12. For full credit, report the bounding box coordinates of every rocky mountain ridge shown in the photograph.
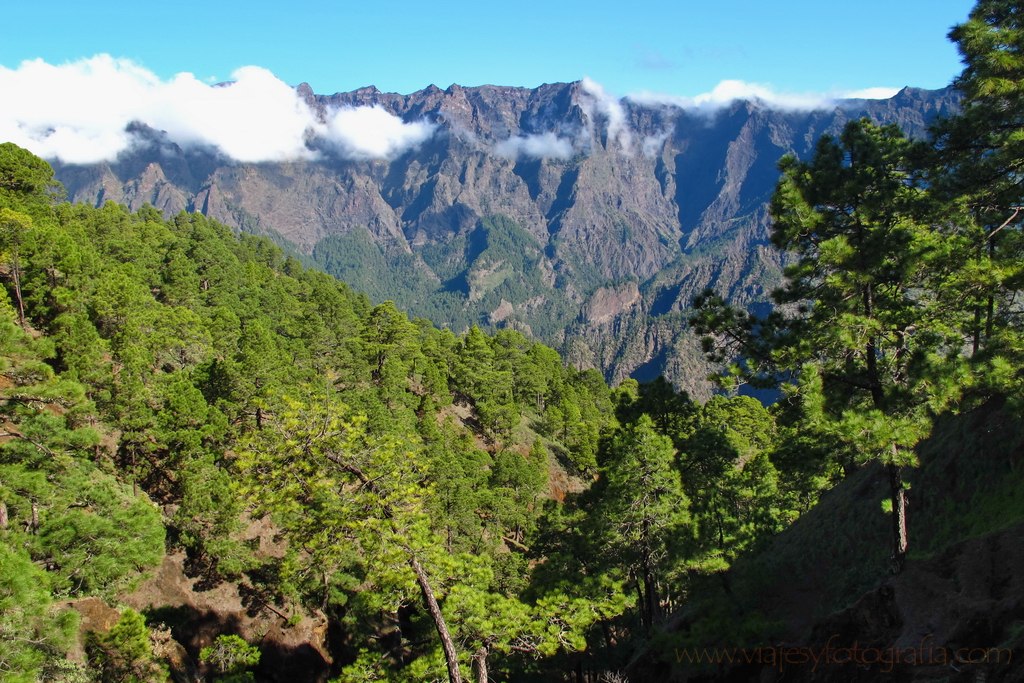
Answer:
[51,81,961,397]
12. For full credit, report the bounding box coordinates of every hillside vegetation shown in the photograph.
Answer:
[0,141,829,682]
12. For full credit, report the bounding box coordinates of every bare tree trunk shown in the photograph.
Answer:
[634,581,646,631]
[639,516,660,629]
[986,294,995,342]
[29,499,38,534]
[643,569,659,626]
[972,306,982,356]
[985,231,997,344]
[864,298,909,575]
[0,500,8,529]
[888,462,908,573]
[409,555,462,683]
[471,646,488,683]
[12,261,25,329]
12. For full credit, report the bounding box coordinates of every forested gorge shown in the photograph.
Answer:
[3,1,1024,681]
[0,140,816,681]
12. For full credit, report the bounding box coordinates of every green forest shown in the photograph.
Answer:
[2,1,1024,681]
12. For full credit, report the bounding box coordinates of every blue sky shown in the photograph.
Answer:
[0,0,979,165]
[1,0,976,97]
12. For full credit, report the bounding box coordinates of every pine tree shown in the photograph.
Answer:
[930,0,1024,369]
[694,119,967,572]
[596,415,691,629]
[680,396,781,574]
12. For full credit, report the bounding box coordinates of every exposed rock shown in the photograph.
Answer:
[68,596,121,635]
[51,82,960,395]
[488,298,514,324]
[123,551,333,682]
[584,282,640,325]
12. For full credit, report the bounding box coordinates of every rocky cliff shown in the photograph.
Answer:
[51,82,960,397]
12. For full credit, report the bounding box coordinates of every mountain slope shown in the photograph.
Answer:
[52,82,960,397]
[635,397,1024,681]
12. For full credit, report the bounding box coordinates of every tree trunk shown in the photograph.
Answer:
[409,555,462,683]
[985,231,996,344]
[10,253,25,329]
[29,499,38,534]
[888,462,908,573]
[634,580,647,631]
[600,621,613,650]
[862,285,884,407]
[972,305,982,356]
[639,517,659,629]
[0,500,8,529]
[471,646,488,683]
[986,294,995,342]
[841,459,857,478]
[643,568,659,626]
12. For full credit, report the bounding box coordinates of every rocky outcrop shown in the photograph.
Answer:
[122,547,334,681]
[584,282,641,325]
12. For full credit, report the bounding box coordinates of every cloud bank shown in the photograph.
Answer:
[488,78,901,161]
[0,55,436,164]
[490,78,902,161]
[324,106,435,160]
[580,77,633,150]
[0,59,902,166]
[628,79,901,111]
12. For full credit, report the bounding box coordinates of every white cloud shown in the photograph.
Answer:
[0,55,436,164]
[695,80,830,109]
[580,77,633,150]
[324,105,435,160]
[494,132,574,160]
[641,131,670,157]
[0,56,150,163]
[627,80,902,112]
[0,57,903,165]
[843,87,901,100]
[146,66,319,162]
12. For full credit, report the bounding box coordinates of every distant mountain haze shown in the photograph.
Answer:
[51,81,960,398]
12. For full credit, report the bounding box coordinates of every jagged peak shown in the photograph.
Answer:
[351,85,382,96]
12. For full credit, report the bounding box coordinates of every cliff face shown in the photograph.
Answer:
[51,82,960,397]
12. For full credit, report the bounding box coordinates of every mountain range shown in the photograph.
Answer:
[51,81,961,398]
